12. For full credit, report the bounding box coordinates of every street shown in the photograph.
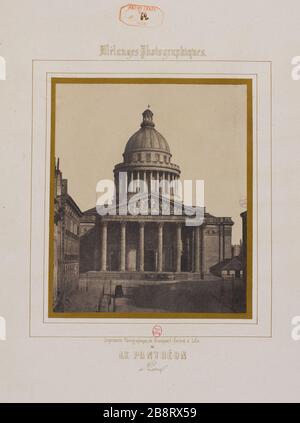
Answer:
[63,278,246,314]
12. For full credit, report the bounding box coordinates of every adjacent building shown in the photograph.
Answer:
[210,212,247,279]
[54,160,82,310]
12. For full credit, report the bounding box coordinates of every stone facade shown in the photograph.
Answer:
[54,161,81,310]
[79,109,234,279]
[53,162,63,307]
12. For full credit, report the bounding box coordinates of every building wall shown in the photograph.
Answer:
[224,226,232,259]
[80,222,97,272]
[53,165,63,308]
[241,211,247,260]
[232,244,241,257]
[53,168,82,311]
[204,224,232,274]
[54,221,63,306]
[107,223,122,271]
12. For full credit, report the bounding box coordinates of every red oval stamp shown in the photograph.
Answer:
[119,4,163,27]
[152,324,162,337]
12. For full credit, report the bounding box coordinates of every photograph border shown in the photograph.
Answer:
[48,77,253,319]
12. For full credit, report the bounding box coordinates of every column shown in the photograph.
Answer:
[167,173,170,196]
[150,171,153,193]
[120,222,126,271]
[186,235,191,272]
[176,224,182,272]
[191,230,195,271]
[130,171,133,192]
[139,222,145,272]
[194,225,200,273]
[101,221,107,271]
[157,223,163,272]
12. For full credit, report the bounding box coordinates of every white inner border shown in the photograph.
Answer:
[30,60,271,337]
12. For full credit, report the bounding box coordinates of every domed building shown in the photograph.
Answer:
[114,109,180,195]
[79,109,234,279]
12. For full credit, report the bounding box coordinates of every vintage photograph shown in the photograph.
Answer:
[50,78,252,318]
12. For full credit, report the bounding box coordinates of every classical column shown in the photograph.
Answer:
[176,224,182,272]
[170,174,174,197]
[194,225,200,273]
[130,171,133,192]
[191,230,195,272]
[157,223,163,272]
[101,221,108,271]
[219,224,224,261]
[139,222,145,272]
[120,222,126,271]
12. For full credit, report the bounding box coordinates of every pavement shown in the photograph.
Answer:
[113,279,246,313]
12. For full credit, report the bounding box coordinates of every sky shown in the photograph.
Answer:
[55,82,247,243]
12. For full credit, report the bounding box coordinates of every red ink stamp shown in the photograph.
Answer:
[119,4,163,27]
[152,324,162,337]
